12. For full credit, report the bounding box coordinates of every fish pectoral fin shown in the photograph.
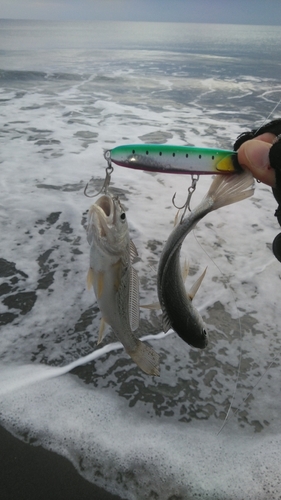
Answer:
[97,317,107,345]
[87,267,94,290]
[188,267,207,300]
[181,258,189,283]
[87,268,105,300]
[174,209,181,227]
[140,301,161,310]
[129,266,140,331]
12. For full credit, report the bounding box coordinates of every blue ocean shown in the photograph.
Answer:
[0,20,281,499]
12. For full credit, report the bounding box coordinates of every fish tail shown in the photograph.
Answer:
[128,340,160,376]
[207,171,255,211]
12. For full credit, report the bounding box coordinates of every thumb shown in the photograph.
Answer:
[237,139,276,187]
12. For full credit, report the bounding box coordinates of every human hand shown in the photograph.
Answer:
[235,119,281,261]
[237,133,277,187]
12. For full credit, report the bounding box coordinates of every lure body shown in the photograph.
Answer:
[105,144,241,175]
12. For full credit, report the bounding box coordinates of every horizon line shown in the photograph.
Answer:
[1,18,280,27]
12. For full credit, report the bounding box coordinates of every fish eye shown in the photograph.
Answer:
[120,212,126,221]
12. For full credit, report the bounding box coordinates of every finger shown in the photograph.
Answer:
[238,139,276,187]
[254,132,277,144]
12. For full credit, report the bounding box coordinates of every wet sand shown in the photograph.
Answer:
[0,425,123,500]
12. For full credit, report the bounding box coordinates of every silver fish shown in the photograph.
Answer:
[87,193,160,376]
[157,171,255,348]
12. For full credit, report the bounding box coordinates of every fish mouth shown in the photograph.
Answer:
[89,195,114,237]
[96,195,113,218]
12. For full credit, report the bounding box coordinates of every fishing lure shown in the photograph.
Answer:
[104,144,242,175]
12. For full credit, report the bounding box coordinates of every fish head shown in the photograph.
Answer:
[194,324,208,348]
[190,311,208,349]
[87,194,129,254]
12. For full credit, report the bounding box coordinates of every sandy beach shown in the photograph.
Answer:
[0,425,123,500]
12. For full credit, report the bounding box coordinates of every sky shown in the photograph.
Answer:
[1,0,281,24]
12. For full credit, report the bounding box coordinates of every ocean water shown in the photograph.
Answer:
[0,19,281,499]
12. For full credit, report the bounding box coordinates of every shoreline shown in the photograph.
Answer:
[0,424,123,500]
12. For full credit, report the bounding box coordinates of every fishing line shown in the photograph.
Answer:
[218,354,279,432]
[200,95,281,432]
[216,258,280,433]
[190,223,243,435]
[216,95,281,429]
[253,94,281,136]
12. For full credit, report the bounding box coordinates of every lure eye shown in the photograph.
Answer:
[120,212,126,221]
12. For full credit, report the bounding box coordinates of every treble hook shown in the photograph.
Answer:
[172,175,199,222]
[84,163,114,198]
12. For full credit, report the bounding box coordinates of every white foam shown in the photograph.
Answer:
[1,372,281,500]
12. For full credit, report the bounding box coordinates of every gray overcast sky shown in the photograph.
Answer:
[2,0,281,24]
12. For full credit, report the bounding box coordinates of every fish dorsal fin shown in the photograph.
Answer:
[129,266,140,331]
[162,309,172,333]
[87,267,94,290]
[129,239,139,261]
[188,267,207,300]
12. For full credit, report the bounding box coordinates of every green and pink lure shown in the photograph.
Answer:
[104,144,242,175]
